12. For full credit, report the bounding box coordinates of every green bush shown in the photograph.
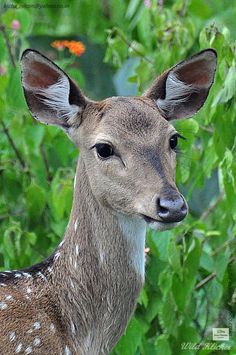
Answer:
[0,1,235,354]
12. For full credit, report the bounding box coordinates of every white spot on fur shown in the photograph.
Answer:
[71,320,76,334]
[75,244,79,256]
[15,273,22,278]
[54,251,60,261]
[84,332,92,351]
[23,272,32,278]
[16,343,23,353]
[5,294,13,301]
[33,322,41,330]
[74,219,78,232]
[26,287,32,294]
[47,266,53,273]
[117,214,146,279]
[50,323,56,333]
[99,250,105,264]
[9,331,16,342]
[33,336,41,347]
[70,279,75,289]
[25,346,32,354]
[0,283,6,287]
[65,345,72,355]
[59,240,64,248]
[36,272,47,282]
[0,302,7,310]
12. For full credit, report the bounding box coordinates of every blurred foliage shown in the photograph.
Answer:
[0,0,236,354]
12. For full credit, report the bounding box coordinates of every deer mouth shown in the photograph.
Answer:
[142,215,179,231]
[142,215,174,224]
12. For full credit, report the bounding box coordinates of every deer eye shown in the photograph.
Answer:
[95,143,114,159]
[169,134,178,150]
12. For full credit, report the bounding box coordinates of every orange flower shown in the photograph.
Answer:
[51,40,65,50]
[51,40,85,57]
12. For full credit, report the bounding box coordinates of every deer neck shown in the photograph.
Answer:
[51,158,146,353]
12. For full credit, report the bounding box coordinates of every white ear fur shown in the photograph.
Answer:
[32,75,81,121]
[156,72,198,117]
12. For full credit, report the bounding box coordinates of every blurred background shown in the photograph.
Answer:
[0,0,236,354]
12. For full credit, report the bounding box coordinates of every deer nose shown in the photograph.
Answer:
[157,195,187,223]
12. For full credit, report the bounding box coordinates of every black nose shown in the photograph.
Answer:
[157,194,187,223]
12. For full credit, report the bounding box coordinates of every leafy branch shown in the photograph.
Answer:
[200,192,225,220]
[0,24,16,67]
[0,120,26,169]
[110,27,154,65]
[40,145,52,182]
[195,256,235,290]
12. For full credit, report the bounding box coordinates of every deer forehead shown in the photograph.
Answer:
[81,97,172,145]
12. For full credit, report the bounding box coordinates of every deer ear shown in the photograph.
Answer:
[21,49,87,130]
[145,49,217,120]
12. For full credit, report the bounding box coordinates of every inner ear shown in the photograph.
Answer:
[144,49,217,120]
[175,59,215,88]
[25,61,61,88]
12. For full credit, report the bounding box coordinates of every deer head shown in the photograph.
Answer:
[21,49,217,231]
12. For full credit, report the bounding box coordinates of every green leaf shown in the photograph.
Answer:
[149,230,172,262]
[212,66,236,106]
[174,323,200,355]
[25,125,45,155]
[184,238,201,279]
[137,287,149,308]
[189,0,212,19]
[0,33,7,62]
[114,317,143,355]
[6,65,25,109]
[168,239,182,278]
[3,226,18,260]
[200,251,214,272]
[206,279,223,305]
[144,291,162,323]
[135,59,152,92]
[2,169,22,201]
[172,273,188,312]
[172,238,201,311]
[25,183,46,222]
[155,334,172,355]
[50,176,73,222]
[126,0,142,20]
[214,250,230,281]
[175,118,199,135]
[158,268,172,296]
[159,293,177,336]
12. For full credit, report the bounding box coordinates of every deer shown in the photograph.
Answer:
[0,48,216,354]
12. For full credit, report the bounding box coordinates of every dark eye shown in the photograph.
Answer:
[169,134,178,150]
[95,143,114,159]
